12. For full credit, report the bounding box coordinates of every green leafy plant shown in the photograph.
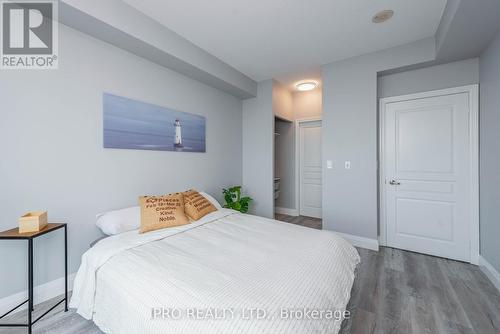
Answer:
[222,186,252,213]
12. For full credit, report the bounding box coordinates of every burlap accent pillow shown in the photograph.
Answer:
[183,189,217,221]
[139,193,189,233]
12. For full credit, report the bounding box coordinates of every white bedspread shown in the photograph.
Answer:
[71,210,360,334]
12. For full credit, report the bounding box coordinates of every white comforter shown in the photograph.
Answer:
[71,210,360,334]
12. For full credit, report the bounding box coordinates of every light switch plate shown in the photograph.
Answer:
[326,160,333,169]
[345,161,351,169]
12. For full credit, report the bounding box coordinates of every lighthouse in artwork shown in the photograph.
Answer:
[174,119,183,148]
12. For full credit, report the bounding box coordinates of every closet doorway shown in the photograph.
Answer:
[274,116,294,215]
[296,118,322,218]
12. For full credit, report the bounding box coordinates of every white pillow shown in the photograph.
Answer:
[95,192,220,235]
[199,191,222,209]
[96,206,140,235]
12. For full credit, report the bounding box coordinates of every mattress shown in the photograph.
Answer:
[70,209,360,334]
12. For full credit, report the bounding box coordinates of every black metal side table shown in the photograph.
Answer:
[0,223,68,334]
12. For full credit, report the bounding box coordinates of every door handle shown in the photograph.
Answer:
[389,180,401,185]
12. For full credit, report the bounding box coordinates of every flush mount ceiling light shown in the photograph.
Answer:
[296,81,318,91]
[372,9,394,23]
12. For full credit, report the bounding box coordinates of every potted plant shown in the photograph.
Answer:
[222,186,252,213]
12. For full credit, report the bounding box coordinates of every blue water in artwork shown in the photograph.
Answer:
[103,93,206,152]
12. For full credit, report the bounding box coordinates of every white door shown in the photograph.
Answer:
[299,120,322,218]
[383,91,472,262]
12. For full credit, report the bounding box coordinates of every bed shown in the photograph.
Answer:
[70,209,360,334]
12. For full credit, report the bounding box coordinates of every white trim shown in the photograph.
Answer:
[379,96,388,247]
[274,207,299,216]
[378,84,480,264]
[0,273,76,316]
[334,232,379,251]
[479,256,500,292]
[468,85,480,265]
[294,117,322,218]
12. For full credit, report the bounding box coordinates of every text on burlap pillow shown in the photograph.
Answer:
[183,189,217,220]
[139,193,189,233]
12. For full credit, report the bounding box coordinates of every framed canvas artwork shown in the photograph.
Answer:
[103,93,206,152]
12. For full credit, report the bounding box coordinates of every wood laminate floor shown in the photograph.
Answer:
[275,213,322,230]
[1,215,498,333]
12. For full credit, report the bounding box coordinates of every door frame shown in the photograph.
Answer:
[295,117,322,217]
[378,85,479,264]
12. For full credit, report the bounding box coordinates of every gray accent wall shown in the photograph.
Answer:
[378,58,479,98]
[242,80,275,218]
[321,38,436,240]
[479,31,500,273]
[0,24,243,299]
[435,0,500,63]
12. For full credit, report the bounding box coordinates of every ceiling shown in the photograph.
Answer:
[123,0,447,89]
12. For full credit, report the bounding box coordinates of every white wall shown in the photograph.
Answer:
[479,31,500,273]
[321,38,435,240]
[292,89,322,119]
[242,80,275,218]
[273,82,293,121]
[0,25,243,299]
[378,58,479,98]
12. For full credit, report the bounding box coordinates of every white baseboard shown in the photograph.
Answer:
[479,256,500,292]
[334,232,379,251]
[275,207,299,216]
[0,273,76,316]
